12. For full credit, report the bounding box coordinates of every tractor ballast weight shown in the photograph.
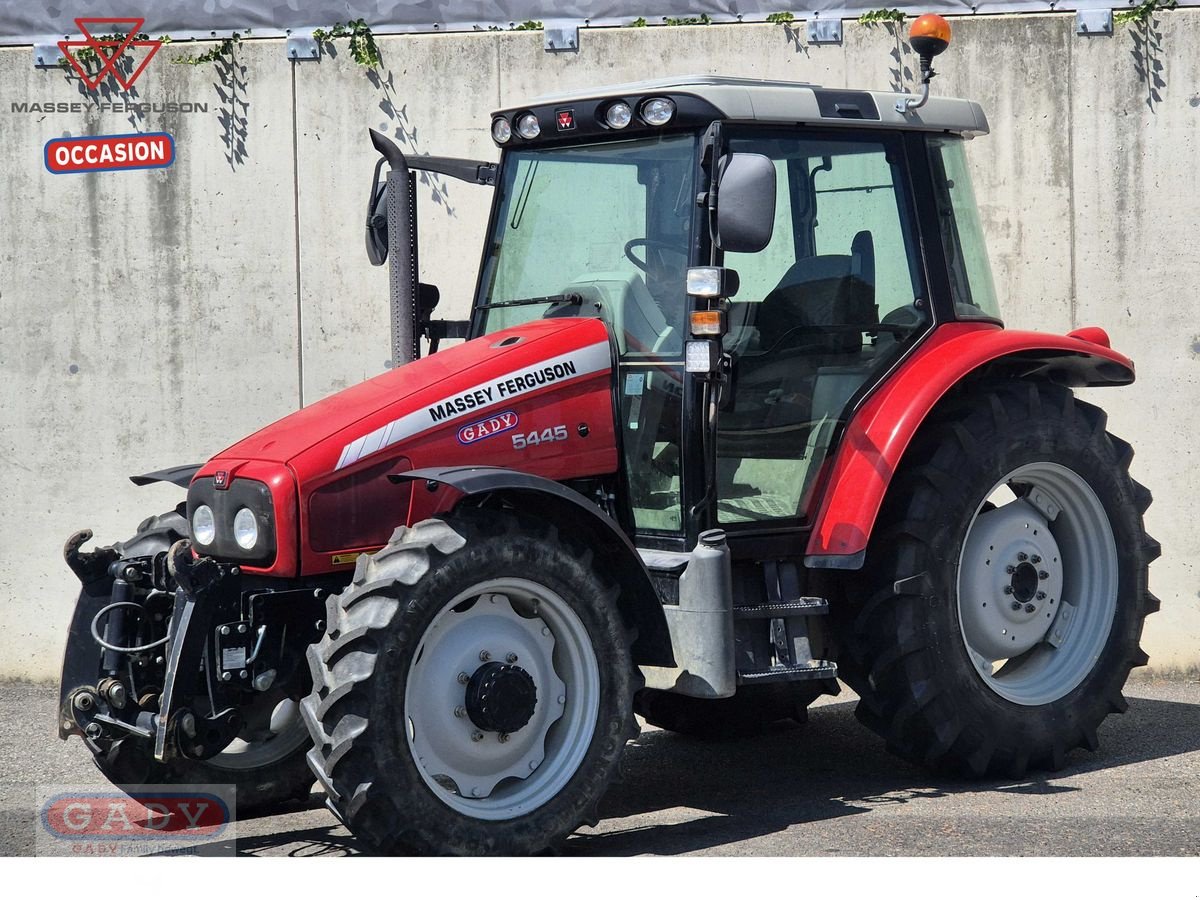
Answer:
[57,17,1158,855]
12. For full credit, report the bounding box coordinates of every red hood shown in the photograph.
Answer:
[213,317,612,468]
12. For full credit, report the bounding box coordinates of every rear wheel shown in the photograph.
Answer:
[301,512,638,855]
[838,382,1158,777]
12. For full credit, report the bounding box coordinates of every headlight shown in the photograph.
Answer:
[640,97,676,126]
[233,507,259,550]
[515,112,540,139]
[605,101,633,129]
[192,505,216,546]
[491,117,512,143]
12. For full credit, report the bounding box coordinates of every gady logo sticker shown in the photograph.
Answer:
[457,410,519,446]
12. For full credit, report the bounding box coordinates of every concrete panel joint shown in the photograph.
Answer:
[544,22,580,53]
[1075,10,1113,36]
[286,30,320,60]
[807,17,844,45]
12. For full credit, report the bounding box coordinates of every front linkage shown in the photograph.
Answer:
[60,528,323,800]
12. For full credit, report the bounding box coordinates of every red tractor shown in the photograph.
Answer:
[59,17,1157,854]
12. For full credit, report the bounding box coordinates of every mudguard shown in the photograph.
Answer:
[397,465,674,667]
[805,323,1135,568]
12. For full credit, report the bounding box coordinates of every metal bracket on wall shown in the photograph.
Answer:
[807,18,843,45]
[544,22,580,53]
[33,42,62,68]
[1075,9,1113,36]
[286,30,319,60]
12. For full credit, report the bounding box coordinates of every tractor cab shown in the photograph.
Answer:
[468,73,994,548]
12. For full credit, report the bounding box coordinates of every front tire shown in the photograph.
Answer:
[838,382,1158,777]
[301,512,638,855]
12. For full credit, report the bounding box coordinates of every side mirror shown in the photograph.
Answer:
[365,159,388,266]
[715,153,776,254]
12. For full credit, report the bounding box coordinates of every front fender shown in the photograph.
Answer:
[805,323,1135,568]
[398,465,674,667]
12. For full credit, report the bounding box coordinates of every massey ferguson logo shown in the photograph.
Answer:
[213,471,229,490]
[58,18,162,90]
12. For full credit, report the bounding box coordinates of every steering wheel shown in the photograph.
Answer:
[624,238,684,272]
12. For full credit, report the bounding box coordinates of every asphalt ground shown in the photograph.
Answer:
[2,678,1197,857]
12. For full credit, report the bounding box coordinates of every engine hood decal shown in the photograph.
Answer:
[208,317,612,469]
[334,341,610,471]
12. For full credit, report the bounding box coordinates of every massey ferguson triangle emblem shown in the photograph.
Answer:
[58,18,162,90]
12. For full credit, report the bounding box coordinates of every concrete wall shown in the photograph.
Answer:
[1,13,1197,679]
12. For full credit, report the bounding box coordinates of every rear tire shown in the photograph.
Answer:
[838,381,1157,777]
[301,511,639,855]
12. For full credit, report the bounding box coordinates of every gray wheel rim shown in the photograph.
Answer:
[207,694,310,770]
[404,578,600,821]
[957,461,1118,706]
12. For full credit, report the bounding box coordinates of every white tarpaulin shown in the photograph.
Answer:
[1,0,1189,45]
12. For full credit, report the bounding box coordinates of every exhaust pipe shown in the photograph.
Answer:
[368,128,419,367]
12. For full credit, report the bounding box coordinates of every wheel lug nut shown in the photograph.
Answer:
[1005,565,1016,574]
[457,672,470,685]
[1003,585,1014,595]
[1024,604,1036,614]
[454,706,467,718]
[1011,601,1022,611]
[506,653,518,664]
[471,730,484,742]
[479,650,491,662]
[1017,552,1028,562]
[1030,555,1041,564]
[498,732,510,743]
[1039,570,1049,580]
[1036,591,1047,601]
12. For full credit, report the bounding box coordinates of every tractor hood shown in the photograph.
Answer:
[209,316,614,473]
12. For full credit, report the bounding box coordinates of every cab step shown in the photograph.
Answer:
[737,660,838,685]
[734,597,829,619]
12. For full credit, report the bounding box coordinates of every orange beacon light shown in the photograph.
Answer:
[897,13,952,114]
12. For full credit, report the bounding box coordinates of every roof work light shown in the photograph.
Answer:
[896,14,951,114]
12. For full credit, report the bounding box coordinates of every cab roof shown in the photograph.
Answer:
[497,74,989,139]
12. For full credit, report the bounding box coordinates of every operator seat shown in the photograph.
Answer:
[755,229,878,353]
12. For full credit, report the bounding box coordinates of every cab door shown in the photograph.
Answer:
[715,129,932,528]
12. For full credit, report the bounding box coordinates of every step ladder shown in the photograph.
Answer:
[734,559,838,686]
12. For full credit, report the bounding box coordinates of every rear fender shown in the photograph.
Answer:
[398,466,674,667]
[805,323,1135,568]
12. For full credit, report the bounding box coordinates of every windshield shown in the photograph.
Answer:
[475,134,698,534]
[476,134,697,359]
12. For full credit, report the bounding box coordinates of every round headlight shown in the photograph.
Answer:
[516,112,541,139]
[233,507,259,551]
[491,117,512,144]
[605,101,633,129]
[192,505,216,546]
[640,97,676,126]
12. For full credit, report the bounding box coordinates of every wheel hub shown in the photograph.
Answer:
[959,498,1065,660]
[465,662,538,734]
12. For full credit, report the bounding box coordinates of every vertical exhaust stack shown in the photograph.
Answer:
[367,128,420,367]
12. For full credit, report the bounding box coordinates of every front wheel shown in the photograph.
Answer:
[301,512,638,855]
[838,382,1158,777]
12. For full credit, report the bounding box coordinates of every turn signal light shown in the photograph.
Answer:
[690,310,725,336]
